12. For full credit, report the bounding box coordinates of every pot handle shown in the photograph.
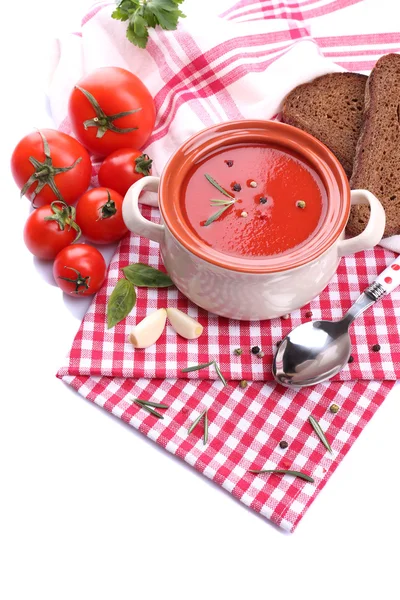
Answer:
[337,190,386,257]
[122,176,164,244]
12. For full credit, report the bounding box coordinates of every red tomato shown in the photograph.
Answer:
[68,67,156,157]
[53,244,107,296]
[23,201,81,260]
[98,149,152,196]
[75,187,128,244]
[11,129,92,207]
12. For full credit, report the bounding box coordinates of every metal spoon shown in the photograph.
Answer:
[273,256,400,387]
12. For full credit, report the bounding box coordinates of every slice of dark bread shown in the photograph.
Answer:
[348,53,400,238]
[282,72,367,178]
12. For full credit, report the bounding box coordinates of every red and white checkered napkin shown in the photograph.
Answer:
[53,0,400,530]
[58,206,400,531]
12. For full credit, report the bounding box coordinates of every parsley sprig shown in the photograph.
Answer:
[112,0,186,49]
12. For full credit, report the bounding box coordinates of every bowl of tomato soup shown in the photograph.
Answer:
[122,121,385,320]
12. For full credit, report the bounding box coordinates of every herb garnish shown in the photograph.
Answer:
[107,279,137,329]
[308,415,333,453]
[133,398,168,419]
[203,205,232,227]
[112,0,186,49]
[210,199,236,206]
[248,469,314,483]
[205,174,235,199]
[182,360,215,372]
[213,361,227,386]
[122,263,173,287]
[203,411,209,444]
[203,174,236,226]
[182,360,228,386]
[187,409,209,445]
[107,263,174,329]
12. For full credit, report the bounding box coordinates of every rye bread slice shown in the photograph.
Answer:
[282,72,367,178]
[348,53,400,238]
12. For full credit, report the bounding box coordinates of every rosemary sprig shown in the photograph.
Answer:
[135,399,169,409]
[210,198,235,206]
[203,410,209,445]
[214,361,227,386]
[188,409,207,434]
[181,360,215,372]
[133,398,167,419]
[308,415,333,454]
[182,360,228,386]
[203,174,237,226]
[248,469,314,483]
[187,409,209,445]
[205,174,234,199]
[203,205,232,227]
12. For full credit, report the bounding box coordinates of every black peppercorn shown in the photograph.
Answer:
[348,355,354,363]
[279,440,288,449]
[232,183,241,192]
[259,196,267,204]
[225,160,234,167]
[251,346,260,354]
[372,344,381,352]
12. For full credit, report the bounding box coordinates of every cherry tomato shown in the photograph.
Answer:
[68,67,156,157]
[11,129,92,207]
[23,201,81,260]
[75,187,128,244]
[53,244,107,296]
[98,149,152,196]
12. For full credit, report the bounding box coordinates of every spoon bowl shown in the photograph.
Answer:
[273,319,351,387]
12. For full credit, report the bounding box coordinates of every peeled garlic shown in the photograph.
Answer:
[166,308,203,340]
[129,308,167,348]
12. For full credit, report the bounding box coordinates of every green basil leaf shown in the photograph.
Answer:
[107,279,136,329]
[122,263,174,288]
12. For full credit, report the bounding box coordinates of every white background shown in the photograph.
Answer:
[1,1,399,599]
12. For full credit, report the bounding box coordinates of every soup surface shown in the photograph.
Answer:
[182,144,327,258]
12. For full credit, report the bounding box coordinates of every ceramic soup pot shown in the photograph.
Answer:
[122,120,385,320]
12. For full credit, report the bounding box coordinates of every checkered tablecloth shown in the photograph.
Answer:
[53,0,400,531]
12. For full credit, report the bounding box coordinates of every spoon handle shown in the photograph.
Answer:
[342,255,400,325]
[373,255,400,295]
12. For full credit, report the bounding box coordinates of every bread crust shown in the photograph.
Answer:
[347,53,400,238]
[282,72,367,178]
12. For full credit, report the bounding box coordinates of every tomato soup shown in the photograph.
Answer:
[181,145,327,258]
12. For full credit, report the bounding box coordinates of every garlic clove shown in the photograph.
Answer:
[129,308,167,348]
[166,307,203,340]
